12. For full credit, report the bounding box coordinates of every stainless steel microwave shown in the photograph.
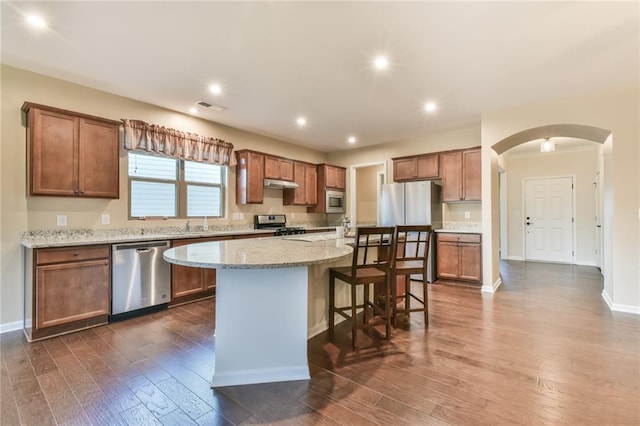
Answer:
[325,190,345,214]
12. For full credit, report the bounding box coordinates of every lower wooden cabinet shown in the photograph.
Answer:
[170,236,231,305]
[25,245,111,341]
[170,233,273,305]
[436,232,482,283]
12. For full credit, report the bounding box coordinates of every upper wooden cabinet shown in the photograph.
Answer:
[283,161,318,206]
[235,150,265,204]
[441,148,481,202]
[264,155,294,181]
[22,102,120,198]
[319,164,346,190]
[393,153,440,182]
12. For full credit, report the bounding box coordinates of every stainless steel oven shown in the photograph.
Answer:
[325,190,345,214]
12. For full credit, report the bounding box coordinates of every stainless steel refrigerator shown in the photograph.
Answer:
[380,181,443,282]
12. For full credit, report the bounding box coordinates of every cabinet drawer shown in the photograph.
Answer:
[36,246,110,265]
[437,233,481,244]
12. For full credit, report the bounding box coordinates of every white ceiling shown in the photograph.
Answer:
[2,1,638,153]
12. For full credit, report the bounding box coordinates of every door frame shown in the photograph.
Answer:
[521,175,576,264]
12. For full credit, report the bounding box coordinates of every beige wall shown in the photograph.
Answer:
[502,146,598,264]
[482,86,640,310]
[0,65,328,326]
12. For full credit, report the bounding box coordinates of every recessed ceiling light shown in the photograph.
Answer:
[189,107,198,114]
[348,136,357,144]
[209,84,222,95]
[373,55,389,70]
[25,14,47,29]
[424,101,438,113]
[296,117,307,127]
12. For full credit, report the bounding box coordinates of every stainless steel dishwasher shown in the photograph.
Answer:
[111,240,171,319]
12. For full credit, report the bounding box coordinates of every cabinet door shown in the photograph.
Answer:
[459,243,482,281]
[78,118,119,198]
[30,108,78,196]
[172,263,206,298]
[204,270,217,290]
[279,159,294,181]
[305,164,318,204]
[264,156,280,179]
[437,241,460,279]
[236,151,264,204]
[462,149,481,201]
[416,154,439,179]
[441,151,463,202]
[326,165,346,189]
[393,158,417,181]
[293,162,307,204]
[36,259,110,329]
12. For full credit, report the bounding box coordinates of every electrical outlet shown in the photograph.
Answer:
[232,212,243,220]
[101,214,110,225]
[464,211,471,219]
[57,215,67,226]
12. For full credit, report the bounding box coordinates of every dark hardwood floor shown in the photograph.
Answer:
[2,261,639,425]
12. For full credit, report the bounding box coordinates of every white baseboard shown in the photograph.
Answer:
[0,320,23,334]
[503,256,525,261]
[576,260,597,267]
[307,322,328,339]
[481,276,502,293]
[602,290,640,315]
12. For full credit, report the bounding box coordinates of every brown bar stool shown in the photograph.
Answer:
[328,226,396,347]
[391,225,433,327]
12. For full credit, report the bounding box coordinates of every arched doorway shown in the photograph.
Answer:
[483,124,612,292]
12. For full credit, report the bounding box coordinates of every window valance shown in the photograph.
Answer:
[122,119,236,166]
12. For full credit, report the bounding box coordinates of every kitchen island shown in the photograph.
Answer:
[163,234,352,387]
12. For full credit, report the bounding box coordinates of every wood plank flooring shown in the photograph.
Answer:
[1,261,639,425]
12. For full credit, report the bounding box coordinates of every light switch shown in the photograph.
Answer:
[57,215,67,226]
[101,214,110,225]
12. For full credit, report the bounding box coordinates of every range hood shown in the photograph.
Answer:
[263,178,299,189]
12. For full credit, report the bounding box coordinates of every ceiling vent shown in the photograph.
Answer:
[196,100,227,112]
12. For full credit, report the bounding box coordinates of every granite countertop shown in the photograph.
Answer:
[21,227,275,248]
[164,232,353,269]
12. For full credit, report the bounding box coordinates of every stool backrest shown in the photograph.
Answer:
[351,226,396,274]
[394,225,433,263]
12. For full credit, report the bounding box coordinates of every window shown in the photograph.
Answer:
[128,152,225,218]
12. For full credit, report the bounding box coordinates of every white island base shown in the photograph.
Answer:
[212,267,310,387]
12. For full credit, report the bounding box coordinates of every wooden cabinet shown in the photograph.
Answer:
[436,233,482,283]
[283,161,318,205]
[235,150,265,204]
[393,153,439,182]
[322,164,346,190]
[264,155,294,181]
[170,236,232,305]
[441,148,481,202]
[22,102,120,198]
[308,164,346,213]
[25,245,111,341]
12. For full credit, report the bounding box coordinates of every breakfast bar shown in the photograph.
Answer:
[163,234,352,387]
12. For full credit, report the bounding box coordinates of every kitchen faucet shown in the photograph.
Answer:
[185,220,190,232]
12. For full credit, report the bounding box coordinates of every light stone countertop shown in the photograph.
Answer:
[163,232,353,269]
[20,227,276,248]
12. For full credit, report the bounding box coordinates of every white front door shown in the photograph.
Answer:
[524,177,574,263]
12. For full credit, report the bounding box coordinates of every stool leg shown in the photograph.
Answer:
[423,280,429,326]
[405,275,411,314]
[384,277,391,339]
[391,273,398,328]
[363,284,369,325]
[329,273,335,330]
[351,283,358,347]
